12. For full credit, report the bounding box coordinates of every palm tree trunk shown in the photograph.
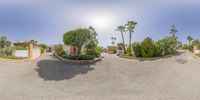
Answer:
[129,31,132,55]
[121,32,126,54]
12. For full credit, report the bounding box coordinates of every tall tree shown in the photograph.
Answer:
[63,28,91,55]
[125,20,137,55]
[0,36,9,48]
[187,36,193,45]
[116,25,126,54]
[111,37,116,45]
[85,26,98,55]
[169,24,178,38]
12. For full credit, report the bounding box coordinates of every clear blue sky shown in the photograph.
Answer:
[0,0,200,46]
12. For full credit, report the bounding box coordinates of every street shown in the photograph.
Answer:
[0,51,200,100]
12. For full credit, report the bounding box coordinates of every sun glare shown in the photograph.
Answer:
[88,13,114,30]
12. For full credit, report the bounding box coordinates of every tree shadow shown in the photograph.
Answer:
[35,59,95,81]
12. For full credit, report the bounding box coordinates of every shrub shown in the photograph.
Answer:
[140,37,154,58]
[132,42,141,57]
[39,44,46,54]
[188,45,193,52]
[196,53,200,57]
[53,44,64,54]
[58,50,67,58]
[154,42,164,57]
[0,48,13,56]
[159,37,178,55]
[67,55,95,60]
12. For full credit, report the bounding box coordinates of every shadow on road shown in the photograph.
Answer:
[35,59,95,81]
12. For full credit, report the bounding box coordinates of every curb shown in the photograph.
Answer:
[0,58,30,64]
[119,55,174,60]
[54,54,102,64]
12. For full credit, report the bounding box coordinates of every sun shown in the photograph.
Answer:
[88,13,114,30]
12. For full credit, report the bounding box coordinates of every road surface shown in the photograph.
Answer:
[0,51,200,100]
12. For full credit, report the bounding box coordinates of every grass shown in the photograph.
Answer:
[0,55,27,59]
[196,53,200,57]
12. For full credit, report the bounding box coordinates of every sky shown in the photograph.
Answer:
[0,0,200,46]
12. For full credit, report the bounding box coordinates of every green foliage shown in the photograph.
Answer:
[13,42,29,49]
[132,42,141,57]
[116,25,126,54]
[58,50,67,58]
[140,37,154,58]
[85,40,97,55]
[176,41,183,49]
[125,20,138,55]
[154,41,164,57]
[192,39,200,49]
[64,55,95,60]
[0,55,25,59]
[187,36,193,45]
[196,53,200,57]
[63,28,91,55]
[159,37,178,55]
[39,44,47,54]
[95,46,103,57]
[117,43,124,50]
[182,44,188,49]
[0,36,11,48]
[169,24,178,38]
[0,47,14,56]
[53,44,64,55]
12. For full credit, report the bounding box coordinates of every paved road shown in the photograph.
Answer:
[0,51,200,100]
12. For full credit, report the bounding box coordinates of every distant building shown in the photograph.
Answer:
[107,46,117,54]
[13,41,29,49]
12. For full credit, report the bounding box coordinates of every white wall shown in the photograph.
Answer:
[63,45,70,54]
[32,47,41,59]
[195,50,200,54]
[13,50,28,57]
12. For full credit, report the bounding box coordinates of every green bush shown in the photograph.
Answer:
[140,37,154,58]
[86,46,103,58]
[58,50,67,58]
[0,48,13,56]
[196,53,200,57]
[132,42,141,57]
[66,55,95,60]
[0,55,25,59]
[154,42,164,57]
[159,37,178,55]
[187,45,193,52]
[53,44,64,54]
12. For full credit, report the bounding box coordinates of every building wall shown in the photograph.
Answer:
[63,45,71,54]
[13,50,28,57]
[32,47,41,59]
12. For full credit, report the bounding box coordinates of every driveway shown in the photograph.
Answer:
[0,51,200,100]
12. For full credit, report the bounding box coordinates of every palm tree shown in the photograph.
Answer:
[111,37,116,45]
[169,24,178,38]
[187,36,193,45]
[0,36,8,48]
[125,20,137,55]
[116,25,126,54]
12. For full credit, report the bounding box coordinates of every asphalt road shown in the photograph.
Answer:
[0,51,200,100]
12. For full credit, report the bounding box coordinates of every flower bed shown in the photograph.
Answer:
[54,54,102,64]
